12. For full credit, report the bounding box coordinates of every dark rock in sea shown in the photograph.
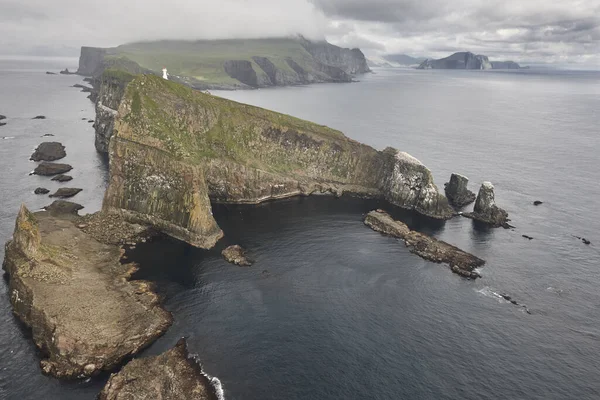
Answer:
[511,300,519,305]
[51,174,73,182]
[522,235,534,240]
[98,338,216,400]
[33,162,73,176]
[34,188,50,195]
[2,205,172,378]
[222,245,253,267]
[444,173,476,208]
[41,133,54,137]
[46,71,57,75]
[49,188,83,198]
[30,142,66,162]
[501,294,512,301]
[59,68,75,75]
[72,84,93,92]
[0,122,6,127]
[43,200,84,216]
[32,115,46,119]
[463,182,512,228]
[533,201,543,206]
[0,114,6,120]
[88,120,94,123]
[364,210,485,278]
[582,238,591,245]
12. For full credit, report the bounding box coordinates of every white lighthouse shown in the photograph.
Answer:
[162,67,169,80]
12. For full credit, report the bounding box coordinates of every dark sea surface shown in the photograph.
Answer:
[1,62,600,399]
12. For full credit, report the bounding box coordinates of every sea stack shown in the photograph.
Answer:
[464,182,511,228]
[444,173,476,208]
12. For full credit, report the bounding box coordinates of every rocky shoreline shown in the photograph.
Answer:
[2,204,172,378]
[364,210,485,278]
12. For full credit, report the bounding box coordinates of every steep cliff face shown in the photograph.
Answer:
[76,37,369,89]
[102,75,452,248]
[300,38,371,74]
[93,70,135,152]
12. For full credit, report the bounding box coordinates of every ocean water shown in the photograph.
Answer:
[1,63,600,399]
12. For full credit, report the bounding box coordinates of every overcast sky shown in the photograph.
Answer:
[1,0,599,64]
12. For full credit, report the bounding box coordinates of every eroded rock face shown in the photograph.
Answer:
[222,245,252,266]
[444,173,476,208]
[364,210,484,278]
[98,339,217,400]
[2,205,172,379]
[102,75,452,249]
[33,162,73,176]
[464,182,511,228]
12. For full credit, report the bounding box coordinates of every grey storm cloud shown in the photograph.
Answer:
[0,0,598,64]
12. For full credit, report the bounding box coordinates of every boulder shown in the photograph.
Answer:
[30,142,66,162]
[222,245,253,267]
[444,173,476,208]
[33,162,73,176]
[49,188,82,198]
[34,187,50,195]
[364,210,485,278]
[51,174,73,182]
[463,182,512,228]
[98,339,217,400]
[32,115,46,119]
[2,205,172,378]
[43,200,84,216]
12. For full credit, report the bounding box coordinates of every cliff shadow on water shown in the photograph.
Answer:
[127,195,447,297]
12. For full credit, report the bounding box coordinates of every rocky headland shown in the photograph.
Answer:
[77,37,370,90]
[98,73,453,249]
[463,182,512,228]
[418,52,521,70]
[98,338,218,400]
[2,205,172,378]
[364,210,485,278]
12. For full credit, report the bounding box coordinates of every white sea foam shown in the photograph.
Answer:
[188,353,226,400]
[2,136,15,140]
[476,286,504,302]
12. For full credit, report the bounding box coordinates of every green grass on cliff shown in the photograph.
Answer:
[107,38,312,86]
[122,75,357,175]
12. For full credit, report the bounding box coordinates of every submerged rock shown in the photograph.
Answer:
[98,338,217,400]
[51,174,73,182]
[522,235,534,240]
[49,188,82,198]
[364,210,485,278]
[2,205,172,378]
[444,173,476,208]
[222,245,253,267]
[34,187,50,195]
[463,182,512,228]
[30,142,66,162]
[32,162,72,176]
[32,115,46,119]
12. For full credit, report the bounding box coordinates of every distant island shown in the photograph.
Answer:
[417,52,522,70]
[368,54,426,68]
[77,37,370,90]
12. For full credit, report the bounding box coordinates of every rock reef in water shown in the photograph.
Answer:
[444,173,476,208]
[464,182,512,228]
[49,188,82,198]
[222,245,253,267]
[30,142,66,162]
[33,162,73,176]
[364,210,484,278]
[51,174,73,182]
[1,205,172,378]
[98,339,217,400]
[34,187,50,195]
[101,74,453,249]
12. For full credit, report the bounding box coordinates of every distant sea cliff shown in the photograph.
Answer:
[77,37,370,90]
[418,52,521,70]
